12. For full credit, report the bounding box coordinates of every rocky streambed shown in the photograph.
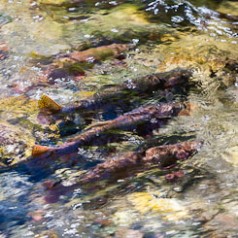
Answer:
[0,0,238,237]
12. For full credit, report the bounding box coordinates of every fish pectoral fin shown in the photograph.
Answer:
[32,145,53,157]
[38,94,62,113]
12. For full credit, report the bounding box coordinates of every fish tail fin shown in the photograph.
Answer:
[32,145,53,157]
[38,95,62,113]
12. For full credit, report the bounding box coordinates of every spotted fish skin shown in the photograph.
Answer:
[80,140,203,184]
[38,68,192,114]
[123,67,192,92]
[32,102,187,158]
[43,140,202,203]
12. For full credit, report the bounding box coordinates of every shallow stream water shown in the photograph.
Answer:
[0,0,238,237]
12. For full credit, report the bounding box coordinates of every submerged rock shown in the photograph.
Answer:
[0,42,8,61]
[0,12,11,27]
[0,122,34,166]
[222,146,238,167]
[216,1,238,17]
[115,228,144,238]
[0,96,59,166]
[0,1,70,56]
[35,230,59,238]
[156,34,238,88]
[38,0,70,6]
[105,4,149,26]
[0,96,38,123]
[127,191,188,221]
[0,172,33,231]
[204,212,238,236]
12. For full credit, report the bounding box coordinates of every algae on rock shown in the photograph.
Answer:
[127,191,188,221]
[0,96,59,166]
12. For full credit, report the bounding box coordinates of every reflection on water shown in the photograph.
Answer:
[0,0,238,237]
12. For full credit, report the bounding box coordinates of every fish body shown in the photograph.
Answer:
[68,43,129,63]
[43,140,202,203]
[80,140,202,184]
[38,68,192,114]
[32,102,187,158]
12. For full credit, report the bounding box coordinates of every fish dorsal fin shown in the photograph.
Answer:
[32,145,52,157]
[38,95,62,113]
